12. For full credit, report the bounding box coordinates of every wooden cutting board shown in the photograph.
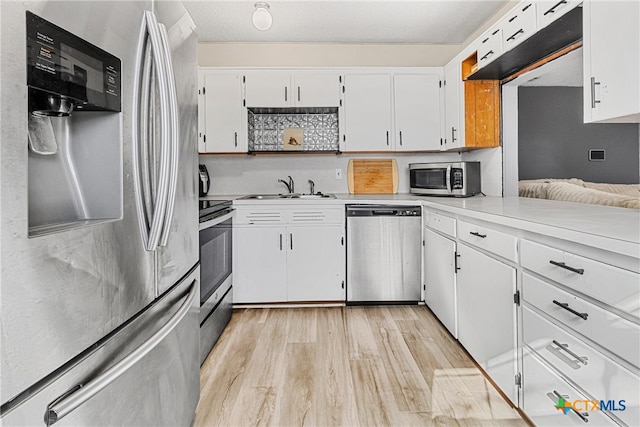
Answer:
[347,159,398,194]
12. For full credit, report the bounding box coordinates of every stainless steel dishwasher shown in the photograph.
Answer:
[346,205,422,303]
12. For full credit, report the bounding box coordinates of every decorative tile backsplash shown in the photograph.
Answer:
[248,107,339,152]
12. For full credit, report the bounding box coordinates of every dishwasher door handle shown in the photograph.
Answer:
[372,210,398,216]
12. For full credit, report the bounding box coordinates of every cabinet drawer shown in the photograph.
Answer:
[523,273,640,368]
[523,348,618,427]
[235,207,344,226]
[502,2,536,51]
[235,209,284,225]
[458,220,517,262]
[520,240,640,320]
[286,208,343,225]
[425,211,456,237]
[477,27,503,68]
[537,0,581,30]
[523,306,639,427]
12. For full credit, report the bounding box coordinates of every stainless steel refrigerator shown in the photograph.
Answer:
[0,1,200,425]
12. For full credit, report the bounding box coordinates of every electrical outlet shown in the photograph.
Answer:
[335,168,343,180]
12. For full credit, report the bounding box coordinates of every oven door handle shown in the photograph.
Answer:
[199,210,234,231]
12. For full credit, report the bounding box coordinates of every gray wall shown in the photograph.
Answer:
[518,86,639,184]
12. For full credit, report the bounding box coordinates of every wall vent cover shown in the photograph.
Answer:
[589,149,606,161]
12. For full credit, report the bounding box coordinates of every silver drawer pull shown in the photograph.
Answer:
[547,340,588,369]
[549,260,584,275]
[549,390,590,423]
[469,231,487,238]
[552,300,589,320]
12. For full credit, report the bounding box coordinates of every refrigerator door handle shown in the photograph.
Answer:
[132,11,171,252]
[144,11,171,252]
[132,14,152,248]
[44,280,198,426]
[157,23,179,247]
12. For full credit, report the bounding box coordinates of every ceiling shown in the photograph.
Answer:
[183,1,508,44]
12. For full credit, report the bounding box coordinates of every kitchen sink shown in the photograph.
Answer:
[239,193,336,200]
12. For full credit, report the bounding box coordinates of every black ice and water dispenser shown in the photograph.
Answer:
[26,11,122,236]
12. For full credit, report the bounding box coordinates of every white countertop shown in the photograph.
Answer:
[202,193,640,258]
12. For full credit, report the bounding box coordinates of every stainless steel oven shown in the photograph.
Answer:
[198,200,233,364]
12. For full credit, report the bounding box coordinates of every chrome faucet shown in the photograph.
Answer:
[278,175,295,193]
[308,179,315,195]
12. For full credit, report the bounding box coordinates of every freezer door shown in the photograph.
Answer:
[1,268,200,426]
[0,0,155,404]
[153,1,199,296]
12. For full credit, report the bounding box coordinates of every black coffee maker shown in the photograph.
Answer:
[198,165,210,197]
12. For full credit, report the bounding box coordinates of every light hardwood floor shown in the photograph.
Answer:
[195,305,528,427]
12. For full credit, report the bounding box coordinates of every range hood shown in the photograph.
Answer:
[467,5,582,81]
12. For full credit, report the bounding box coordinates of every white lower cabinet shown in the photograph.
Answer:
[456,243,517,404]
[522,305,639,426]
[424,227,457,337]
[286,226,344,302]
[234,226,287,303]
[233,206,345,303]
[523,347,618,427]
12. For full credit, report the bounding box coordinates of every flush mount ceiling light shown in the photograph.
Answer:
[252,2,272,31]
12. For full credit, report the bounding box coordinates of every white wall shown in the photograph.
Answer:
[461,148,503,197]
[198,43,461,67]
[199,152,462,196]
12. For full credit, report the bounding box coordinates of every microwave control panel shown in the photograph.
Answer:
[452,168,464,190]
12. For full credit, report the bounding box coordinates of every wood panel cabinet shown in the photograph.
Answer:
[456,243,517,404]
[199,73,245,153]
[464,80,500,148]
[583,0,640,123]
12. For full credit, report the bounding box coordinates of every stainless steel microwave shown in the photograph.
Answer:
[409,161,481,197]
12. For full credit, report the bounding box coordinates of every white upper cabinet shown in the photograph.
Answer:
[536,0,581,29]
[502,2,537,51]
[477,26,503,69]
[583,0,640,123]
[394,74,442,151]
[343,74,393,151]
[244,72,292,108]
[199,73,245,153]
[244,72,341,108]
[292,73,342,107]
[443,61,463,151]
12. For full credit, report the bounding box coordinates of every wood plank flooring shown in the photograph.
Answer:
[195,306,527,427]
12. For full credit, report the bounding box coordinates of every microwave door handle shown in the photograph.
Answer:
[143,11,171,252]
[157,23,179,247]
[132,15,152,249]
[446,164,452,194]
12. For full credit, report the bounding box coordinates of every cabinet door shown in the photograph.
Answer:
[293,74,341,107]
[202,74,245,153]
[233,226,287,303]
[456,243,517,404]
[424,228,457,337]
[443,61,463,150]
[244,72,291,108]
[583,0,640,123]
[343,74,393,151]
[394,74,442,151]
[286,226,344,302]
